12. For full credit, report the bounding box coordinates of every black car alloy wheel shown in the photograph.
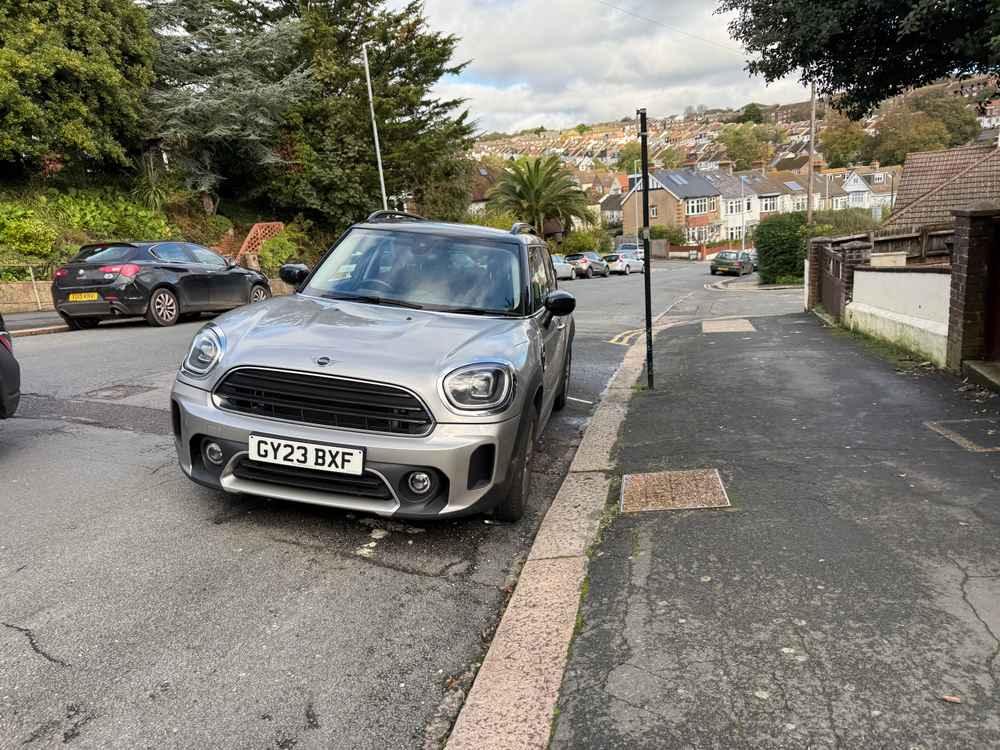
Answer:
[147,288,180,327]
[250,285,270,304]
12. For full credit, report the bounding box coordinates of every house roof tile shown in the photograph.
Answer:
[884,144,1000,228]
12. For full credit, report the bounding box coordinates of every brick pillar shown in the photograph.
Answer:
[947,205,1000,371]
[840,239,872,310]
[806,237,827,309]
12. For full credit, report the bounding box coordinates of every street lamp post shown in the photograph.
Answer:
[362,41,388,211]
[637,109,654,390]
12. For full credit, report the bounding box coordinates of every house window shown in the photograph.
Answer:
[746,198,752,212]
[727,199,741,215]
[727,225,744,240]
[850,192,866,207]
[833,197,848,210]
[871,172,885,184]
[687,197,708,215]
[793,196,806,211]
[760,196,777,212]
[708,197,718,212]
[651,205,658,218]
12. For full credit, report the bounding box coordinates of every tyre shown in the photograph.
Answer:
[146,287,180,327]
[624,264,631,276]
[60,314,99,331]
[249,284,270,304]
[710,268,717,275]
[553,344,572,411]
[585,267,593,279]
[493,408,537,522]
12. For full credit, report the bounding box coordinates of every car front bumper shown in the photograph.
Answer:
[171,379,522,519]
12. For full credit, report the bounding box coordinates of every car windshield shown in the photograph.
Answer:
[604,254,619,261]
[565,254,584,261]
[72,245,136,263]
[302,228,523,315]
[718,251,740,260]
[619,245,638,252]
[552,255,565,263]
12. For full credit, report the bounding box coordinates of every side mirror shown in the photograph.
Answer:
[543,290,576,326]
[279,263,310,287]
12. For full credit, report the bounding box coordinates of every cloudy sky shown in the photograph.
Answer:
[406,0,809,133]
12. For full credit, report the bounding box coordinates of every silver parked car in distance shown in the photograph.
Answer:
[550,254,575,281]
[604,250,644,275]
[171,213,576,522]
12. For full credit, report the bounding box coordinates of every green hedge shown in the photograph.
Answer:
[561,228,612,255]
[755,213,807,284]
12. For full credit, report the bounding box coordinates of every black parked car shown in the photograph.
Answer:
[0,313,20,418]
[52,242,272,329]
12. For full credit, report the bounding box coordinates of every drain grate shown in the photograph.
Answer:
[925,419,1000,453]
[620,469,731,513]
[702,319,755,333]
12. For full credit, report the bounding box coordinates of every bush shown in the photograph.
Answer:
[0,204,59,265]
[561,228,612,255]
[46,191,174,240]
[649,224,687,245]
[755,213,808,284]
[259,225,308,275]
[811,208,880,236]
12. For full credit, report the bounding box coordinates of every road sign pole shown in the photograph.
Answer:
[638,108,654,390]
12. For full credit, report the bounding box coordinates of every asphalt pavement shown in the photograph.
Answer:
[0,262,711,748]
[553,289,1000,748]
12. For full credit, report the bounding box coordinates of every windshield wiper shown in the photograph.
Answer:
[324,293,424,310]
[442,307,517,316]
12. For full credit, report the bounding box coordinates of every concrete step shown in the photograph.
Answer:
[963,359,1000,392]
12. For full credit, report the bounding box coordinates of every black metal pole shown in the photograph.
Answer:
[638,108,654,389]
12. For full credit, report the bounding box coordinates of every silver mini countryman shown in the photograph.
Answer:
[171,212,576,521]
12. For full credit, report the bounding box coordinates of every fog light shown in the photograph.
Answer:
[204,441,224,465]
[407,471,432,495]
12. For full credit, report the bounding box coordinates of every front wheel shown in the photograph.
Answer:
[146,288,180,327]
[249,284,270,304]
[710,269,717,275]
[493,409,536,522]
[624,264,631,276]
[585,267,593,279]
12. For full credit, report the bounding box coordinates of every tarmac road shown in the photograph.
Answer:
[0,262,711,748]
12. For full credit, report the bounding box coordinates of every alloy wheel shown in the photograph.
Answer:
[153,290,178,323]
[250,286,269,303]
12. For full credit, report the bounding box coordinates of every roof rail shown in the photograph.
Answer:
[510,222,535,235]
[366,210,427,223]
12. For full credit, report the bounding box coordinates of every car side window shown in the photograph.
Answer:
[151,242,195,264]
[527,246,552,313]
[191,246,228,267]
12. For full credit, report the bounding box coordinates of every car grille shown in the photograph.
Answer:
[232,458,394,500]
[214,368,433,436]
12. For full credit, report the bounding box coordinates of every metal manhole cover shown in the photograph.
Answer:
[620,469,731,513]
[702,319,756,333]
[925,419,1000,453]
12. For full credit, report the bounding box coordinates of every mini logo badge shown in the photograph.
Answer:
[315,356,333,367]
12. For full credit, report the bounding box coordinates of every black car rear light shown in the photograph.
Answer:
[100,263,141,278]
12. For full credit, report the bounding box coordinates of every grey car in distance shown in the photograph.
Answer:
[171,213,576,522]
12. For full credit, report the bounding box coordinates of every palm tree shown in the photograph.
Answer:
[487,156,593,234]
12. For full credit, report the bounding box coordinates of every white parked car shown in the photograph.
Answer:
[604,250,644,275]
[550,254,576,281]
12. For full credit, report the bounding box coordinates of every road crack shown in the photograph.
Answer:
[950,557,1000,691]
[2,621,70,667]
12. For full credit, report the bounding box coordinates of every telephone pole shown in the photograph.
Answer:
[806,81,817,224]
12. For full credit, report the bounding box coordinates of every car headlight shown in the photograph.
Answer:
[182,325,226,377]
[443,363,515,412]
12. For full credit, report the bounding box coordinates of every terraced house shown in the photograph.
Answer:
[621,169,722,242]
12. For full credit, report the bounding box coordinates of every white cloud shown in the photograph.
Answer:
[402,0,810,132]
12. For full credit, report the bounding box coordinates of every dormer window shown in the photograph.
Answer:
[871,172,885,184]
